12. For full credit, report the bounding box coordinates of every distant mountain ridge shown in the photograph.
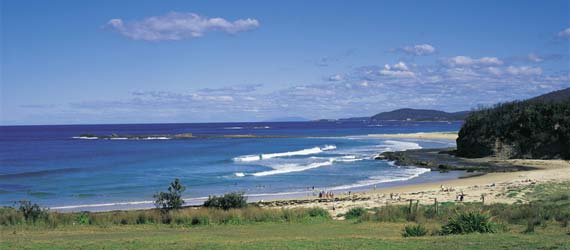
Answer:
[337,109,470,122]
[370,108,469,121]
[337,88,569,122]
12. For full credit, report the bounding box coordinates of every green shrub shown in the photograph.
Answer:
[17,200,47,223]
[75,211,90,225]
[402,224,428,237]
[345,207,366,220]
[0,207,23,225]
[203,192,247,210]
[154,178,186,211]
[307,207,330,219]
[441,210,496,235]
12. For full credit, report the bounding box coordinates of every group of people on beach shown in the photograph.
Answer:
[318,191,335,199]
[440,185,455,192]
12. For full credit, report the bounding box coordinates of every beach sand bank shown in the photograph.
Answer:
[261,131,569,218]
[262,159,570,218]
[367,131,459,140]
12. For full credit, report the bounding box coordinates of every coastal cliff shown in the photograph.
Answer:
[456,88,570,160]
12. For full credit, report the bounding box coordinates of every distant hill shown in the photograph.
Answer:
[370,108,469,121]
[338,117,370,122]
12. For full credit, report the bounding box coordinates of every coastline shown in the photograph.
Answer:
[261,159,570,219]
[257,132,570,218]
[366,131,459,140]
[47,132,569,215]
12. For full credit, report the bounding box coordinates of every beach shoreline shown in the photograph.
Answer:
[250,132,570,218]
[48,132,569,216]
[366,131,459,140]
[260,157,570,218]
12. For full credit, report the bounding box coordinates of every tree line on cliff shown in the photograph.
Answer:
[456,88,570,159]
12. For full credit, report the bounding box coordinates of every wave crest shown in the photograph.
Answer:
[233,145,336,162]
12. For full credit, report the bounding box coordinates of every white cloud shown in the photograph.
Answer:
[444,56,503,67]
[401,44,436,56]
[106,12,260,41]
[527,53,543,62]
[557,27,570,38]
[328,74,344,81]
[505,66,542,76]
[380,62,415,78]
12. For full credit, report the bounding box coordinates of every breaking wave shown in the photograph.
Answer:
[233,145,337,162]
[328,167,430,191]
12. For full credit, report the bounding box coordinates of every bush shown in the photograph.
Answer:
[154,178,186,211]
[75,211,91,225]
[17,200,47,223]
[402,224,428,237]
[203,192,247,210]
[441,210,496,235]
[344,207,366,220]
[0,207,23,225]
[307,207,330,219]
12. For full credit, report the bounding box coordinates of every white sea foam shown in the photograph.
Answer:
[328,167,430,191]
[224,127,244,130]
[72,136,98,140]
[50,196,209,210]
[252,160,335,176]
[142,137,170,140]
[253,126,271,129]
[379,140,422,152]
[234,172,245,177]
[110,137,129,140]
[233,145,337,162]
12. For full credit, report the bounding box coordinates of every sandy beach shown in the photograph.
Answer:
[367,131,459,140]
[261,132,570,218]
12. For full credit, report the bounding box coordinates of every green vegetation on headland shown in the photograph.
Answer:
[333,108,470,122]
[370,108,470,121]
[2,181,570,249]
[456,88,570,159]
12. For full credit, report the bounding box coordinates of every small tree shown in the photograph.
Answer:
[154,178,186,211]
[17,200,46,223]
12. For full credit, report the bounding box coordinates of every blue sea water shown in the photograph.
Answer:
[0,121,462,211]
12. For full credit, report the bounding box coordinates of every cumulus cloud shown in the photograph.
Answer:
[380,62,415,78]
[400,44,436,56]
[29,53,568,123]
[557,27,570,38]
[105,12,260,41]
[327,74,345,82]
[505,66,543,76]
[443,56,503,67]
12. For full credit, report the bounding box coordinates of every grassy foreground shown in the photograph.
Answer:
[2,182,570,249]
[2,221,569,250]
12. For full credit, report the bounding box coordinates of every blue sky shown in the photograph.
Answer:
[1,0,569,125]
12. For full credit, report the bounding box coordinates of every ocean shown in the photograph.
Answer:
[0,121,462,211]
